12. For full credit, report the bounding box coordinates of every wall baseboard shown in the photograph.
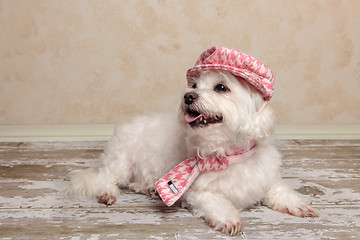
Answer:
[0,125,359,142]
[0,125,114,142]
[273,125,360,140]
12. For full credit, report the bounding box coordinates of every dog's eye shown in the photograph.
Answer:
[214,84,230,93]
[191,83,197,89]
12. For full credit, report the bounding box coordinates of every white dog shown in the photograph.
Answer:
[67,46,318,235]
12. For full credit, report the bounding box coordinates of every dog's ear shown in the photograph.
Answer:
[230,79,275,141]
[248,93,275,141]
[252,103,275,139]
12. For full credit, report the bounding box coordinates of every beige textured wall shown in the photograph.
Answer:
[1,0,359,125]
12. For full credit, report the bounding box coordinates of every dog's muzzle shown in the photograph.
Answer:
[183,92,223,128]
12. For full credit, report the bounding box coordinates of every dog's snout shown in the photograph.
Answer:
[184,92,198,105]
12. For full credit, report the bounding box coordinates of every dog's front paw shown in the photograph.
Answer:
[279,203,319,218]
[264,182,319,218]
[147,187,160,200]
[206,214,243,236]
[97,193,117,205]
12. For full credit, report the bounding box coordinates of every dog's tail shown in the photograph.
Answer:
[66,168,104,200]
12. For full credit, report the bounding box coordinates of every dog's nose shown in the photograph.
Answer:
[184,92,198,105]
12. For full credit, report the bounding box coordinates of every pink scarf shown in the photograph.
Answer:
[155,143,257,206]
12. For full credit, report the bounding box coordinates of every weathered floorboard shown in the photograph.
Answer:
[0,140,359,239]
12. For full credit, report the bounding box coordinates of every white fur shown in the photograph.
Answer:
[67,70,318,235]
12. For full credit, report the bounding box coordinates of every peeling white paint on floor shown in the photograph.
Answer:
[0,140,359,239]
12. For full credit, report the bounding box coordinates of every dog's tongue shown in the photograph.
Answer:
[185,113,203,123]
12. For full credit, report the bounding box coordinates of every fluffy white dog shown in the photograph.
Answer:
[68,46,318,235]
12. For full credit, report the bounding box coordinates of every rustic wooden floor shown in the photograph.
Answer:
[0,140,359,240]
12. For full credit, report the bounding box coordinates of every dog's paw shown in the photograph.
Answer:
[275,203,319,218]
[97,193,117,205]
[264,182,319,218]
[206,214,243,236]
[283,204,319,218]
[147,187,160,200]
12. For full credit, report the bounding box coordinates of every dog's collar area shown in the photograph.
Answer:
[196,141,258,163]
[155,141,258,206]
[226,141,257,157]
[223,141,257,165]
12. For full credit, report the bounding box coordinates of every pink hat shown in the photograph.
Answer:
[186,46,275,101]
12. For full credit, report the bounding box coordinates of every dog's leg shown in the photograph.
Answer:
[263,180,319,218]
[94,151,136,205]
[94,167,122,205]
[68,146,134,205]
[183,190,242,236]
[67,166,122,205]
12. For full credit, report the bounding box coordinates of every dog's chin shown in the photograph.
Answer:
[184,108,223,129]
